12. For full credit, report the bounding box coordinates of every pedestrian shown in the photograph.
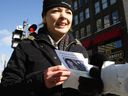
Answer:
[1,0,103,96]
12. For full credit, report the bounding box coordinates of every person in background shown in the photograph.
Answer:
[1,0,103,96]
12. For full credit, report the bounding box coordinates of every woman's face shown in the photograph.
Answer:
[43,7,73,38]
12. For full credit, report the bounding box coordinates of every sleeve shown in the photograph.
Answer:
[0,41,47,96]
[1,43,29,96]
[1,40,61,96]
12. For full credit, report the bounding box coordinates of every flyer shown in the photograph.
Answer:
[55,50,93,89]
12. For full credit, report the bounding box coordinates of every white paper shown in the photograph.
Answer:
[55,50,93,89]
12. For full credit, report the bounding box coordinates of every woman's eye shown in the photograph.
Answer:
[52,10,59,13]
[66,11,72,15]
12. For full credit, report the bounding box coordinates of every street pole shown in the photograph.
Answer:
[23,20,28,38]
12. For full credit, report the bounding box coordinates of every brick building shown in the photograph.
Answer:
[68,0,128,64]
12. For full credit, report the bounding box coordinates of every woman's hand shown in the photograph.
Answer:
[44,65,71,88]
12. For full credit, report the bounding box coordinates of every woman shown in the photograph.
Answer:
[1,0,103,96]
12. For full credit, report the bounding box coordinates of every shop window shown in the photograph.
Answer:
[115,40,122,48]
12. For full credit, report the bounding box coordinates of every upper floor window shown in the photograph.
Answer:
[104,15,110,28]
[80,11,84,23]
[75,30,79,39]
[86,24,91,36]
[112,11,119,24]
[74,15,78,25]
[102,0,108,9]
[110,0,117,5]
[96,18,102,31]
[80,27,85,38]
[85,8,90,19]
[95,1,100,14]
[79,0,83,7]
[85,0,89,4]
[73,0,78,10]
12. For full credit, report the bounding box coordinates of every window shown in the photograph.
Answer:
[115,40,122,48]
[85,0,89,4]
[79,0,83,7]
[110,0,117,5]
[102,0,108,9]
[85,8,90,19]
[86,24,91,36]
[75,30,79,39]
[80,11,84,23]
[104,15,110,28]
[73,1,78,10]
[112,11,119,24]
[80,27,85,38]
[74,15,78,25]
[96,18,102,31]
[95,1,100,14]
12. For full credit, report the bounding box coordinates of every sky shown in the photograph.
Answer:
[0,0,43,71]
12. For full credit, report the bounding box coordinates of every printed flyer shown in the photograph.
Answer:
[55,50,93,89]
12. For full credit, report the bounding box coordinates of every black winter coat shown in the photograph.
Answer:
[0,27,103,96]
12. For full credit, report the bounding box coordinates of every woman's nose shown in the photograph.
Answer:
[60,11,67,17]
[59,12,67,20]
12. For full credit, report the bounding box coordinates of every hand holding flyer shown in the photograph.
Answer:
[55,50,93,89]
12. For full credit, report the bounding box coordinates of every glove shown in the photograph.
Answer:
[78,71,103,95]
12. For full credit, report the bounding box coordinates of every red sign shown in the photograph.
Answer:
[81,27,123,48]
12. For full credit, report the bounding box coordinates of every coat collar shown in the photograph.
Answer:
[36,26,76,44]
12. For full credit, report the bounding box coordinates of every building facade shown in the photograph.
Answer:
[69,0,128,64]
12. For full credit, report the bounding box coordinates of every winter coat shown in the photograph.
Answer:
[0,27,103,96]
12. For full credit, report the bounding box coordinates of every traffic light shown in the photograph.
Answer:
[28,24,37,40]
[11,29,23,48]
[28,24,37,33]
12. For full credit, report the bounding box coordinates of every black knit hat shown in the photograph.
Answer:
[42,0,72,17]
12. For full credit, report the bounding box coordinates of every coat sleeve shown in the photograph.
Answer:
[1,43,29,96]
[1,40,61,96]
[0,41,47,96]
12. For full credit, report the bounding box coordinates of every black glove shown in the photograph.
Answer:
[89,67,101,79]
[78,66,103,95]
[78,75,103,95]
